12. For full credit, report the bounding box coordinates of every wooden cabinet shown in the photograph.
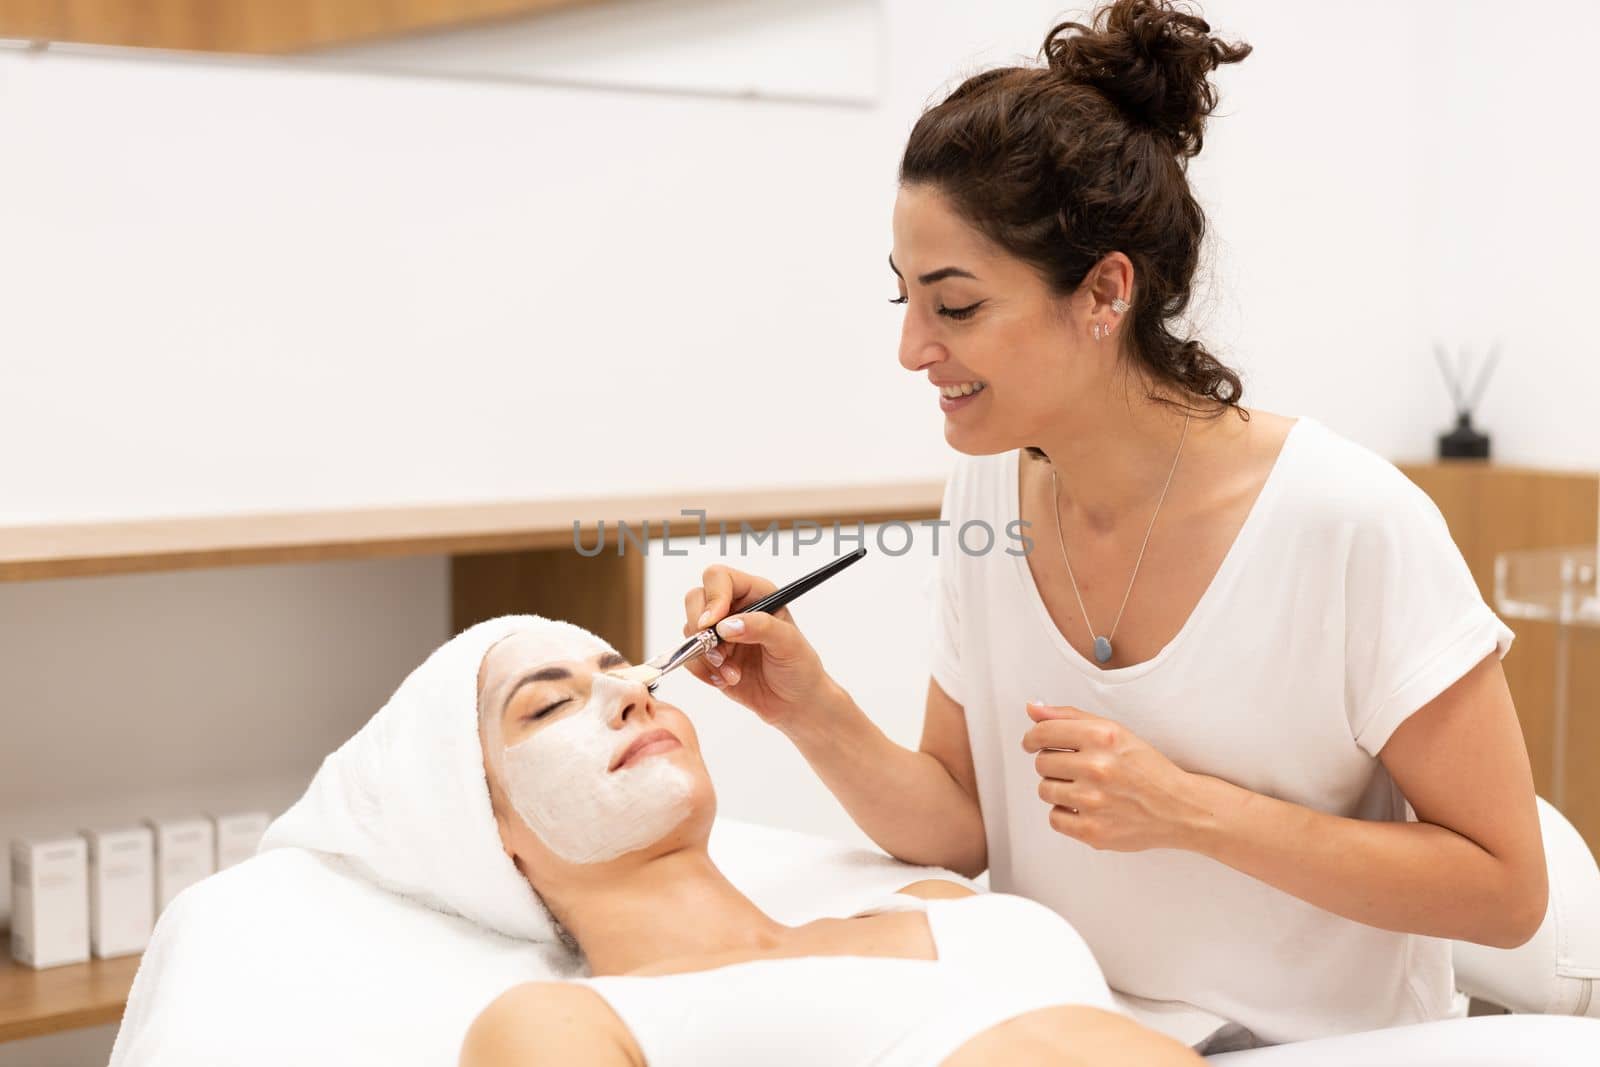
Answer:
[1400,461,1600,854]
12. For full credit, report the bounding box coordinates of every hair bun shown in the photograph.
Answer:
[1043,0,1251,158]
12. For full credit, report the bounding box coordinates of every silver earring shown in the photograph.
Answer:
[1111,297,1129,314]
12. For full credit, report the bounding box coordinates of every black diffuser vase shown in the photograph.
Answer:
[1438,412,1490,459]
[1433,342,1499,463]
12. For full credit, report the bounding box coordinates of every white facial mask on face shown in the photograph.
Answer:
[497,667,694,865]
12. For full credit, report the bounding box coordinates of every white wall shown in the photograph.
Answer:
[0,39,920,525]
[1,3,1596,1061]
[308,0,883,104]
[1406,0,1600,470]
[1191,0,1598,470]
[7,1,1591,529]
[1181,0,1433,458]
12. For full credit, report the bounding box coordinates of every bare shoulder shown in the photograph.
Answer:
[1222,407,1296,469]
[1239,406,1295,436]
[896,878,978,900]
[459,981,640,1067]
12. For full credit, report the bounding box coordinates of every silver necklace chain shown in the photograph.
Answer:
[1049,412,1191,665]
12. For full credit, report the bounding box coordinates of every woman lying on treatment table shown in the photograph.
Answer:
[459,618,1201,1067]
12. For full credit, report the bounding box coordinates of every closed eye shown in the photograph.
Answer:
[528,698,570,722]
[887,296,983,321]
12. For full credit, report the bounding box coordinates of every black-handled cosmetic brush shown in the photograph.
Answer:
[607,547,868,692]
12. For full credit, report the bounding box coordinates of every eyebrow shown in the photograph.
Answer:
[500,650,629,715]
[888,253,979,286]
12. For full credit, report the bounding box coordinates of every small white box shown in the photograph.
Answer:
[212,811,270,870]
[144,816,216,912]
[9,834,90,969]
[81,825,154,958]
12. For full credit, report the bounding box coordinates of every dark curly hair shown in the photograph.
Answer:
[898,0,1253,456]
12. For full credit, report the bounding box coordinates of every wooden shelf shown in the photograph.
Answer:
[0,951,141,1043]
[0,480,944,664]
[0,0,607,55]
[0,482,945,583]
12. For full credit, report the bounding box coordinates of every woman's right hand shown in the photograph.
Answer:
[682,564,836,732]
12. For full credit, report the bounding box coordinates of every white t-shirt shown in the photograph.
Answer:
[925,415,1515,1047]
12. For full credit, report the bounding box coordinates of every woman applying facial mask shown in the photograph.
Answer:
[679,0,1547,1052]
[461,622,1201,1067]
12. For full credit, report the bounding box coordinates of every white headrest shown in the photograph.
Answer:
[1453,797,1600,1016]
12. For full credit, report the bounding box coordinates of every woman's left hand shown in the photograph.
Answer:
[1021,701,1209,853]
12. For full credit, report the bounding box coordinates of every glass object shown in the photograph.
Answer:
[1494,544,1600,807]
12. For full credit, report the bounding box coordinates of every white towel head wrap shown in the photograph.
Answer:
[260,613,614,943]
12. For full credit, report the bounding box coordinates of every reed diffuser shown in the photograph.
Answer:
[1434,342,1499,460]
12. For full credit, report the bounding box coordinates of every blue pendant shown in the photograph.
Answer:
[1093,636,1113,664]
